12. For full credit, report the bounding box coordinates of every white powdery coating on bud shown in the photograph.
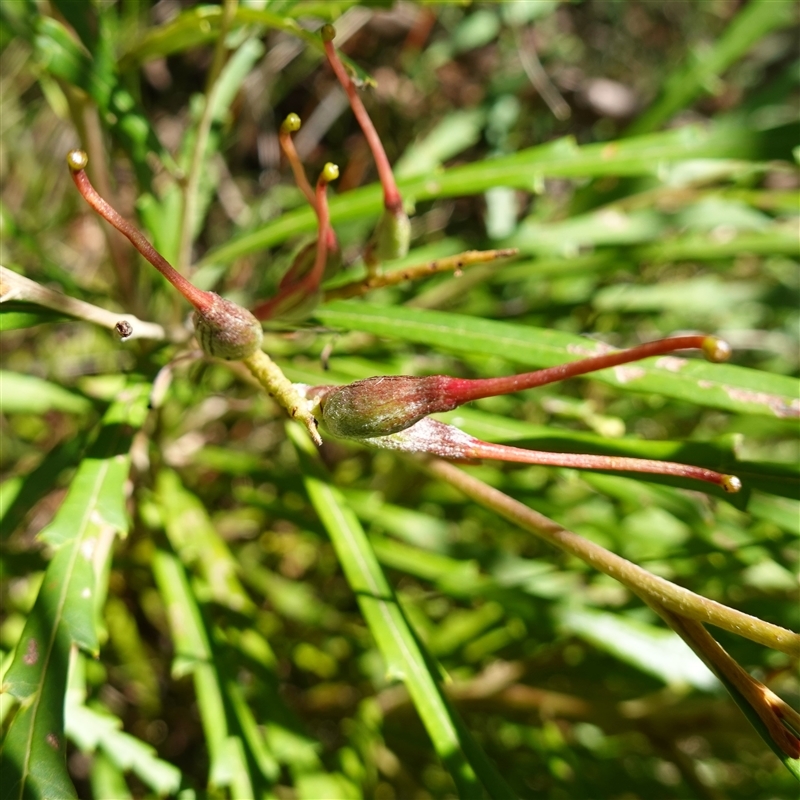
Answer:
[363,417,475,458]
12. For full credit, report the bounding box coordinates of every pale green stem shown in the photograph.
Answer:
[651,601,800,758]
[242,350,321,445]
[420,457,800,657]
[177,0,238,273]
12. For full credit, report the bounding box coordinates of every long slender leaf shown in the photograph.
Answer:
[200,116,794,266]
[289,424,519,800]
[1,382,150,800]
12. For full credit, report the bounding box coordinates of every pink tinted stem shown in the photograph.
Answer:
[444,336,727,404]
[300,170,334,296]
[279,118,337,251]
[251,166,337,321]
[322,36,402,213]
[67,151,211,312]
[279,125,316,209]
[461,437,741,492]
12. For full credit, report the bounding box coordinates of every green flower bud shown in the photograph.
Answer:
[193,294,263,360]
[317,375,453,440]
[367,206,411,266]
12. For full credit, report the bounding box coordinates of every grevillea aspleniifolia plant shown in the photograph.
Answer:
[68,146,743,497]
[66,127,800,774]
[6,11,799,797]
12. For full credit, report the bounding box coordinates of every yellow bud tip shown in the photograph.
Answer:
[721,475,742,493]
[282,113,301,133]
[66,149,88,172]
[702,336,731,363]
[321,23,336,43]
[321,162,339,183]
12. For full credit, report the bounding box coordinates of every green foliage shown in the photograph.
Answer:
[1,2,798,798]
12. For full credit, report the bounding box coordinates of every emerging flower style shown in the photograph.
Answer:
[67,150,263,361]
[321,23,411,269]
[307,336,741,493]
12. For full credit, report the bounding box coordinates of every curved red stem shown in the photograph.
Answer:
[68,155,211,311]
[323,39,402,213]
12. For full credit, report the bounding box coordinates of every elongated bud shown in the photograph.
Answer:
[312,375,454,439]
[365,205,411,266]
[67,150,262,360]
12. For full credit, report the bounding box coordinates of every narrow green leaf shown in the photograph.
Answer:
[0,371,92,415]
[66,656,181,796]
[560,607,721,690]
[155,469,254,614]
[0,435,86,539]
[0,304,70,330]
[152,550,259,795]
[89,752,133,800]
[0,384,150,800]
[200,117,792,266]
[627,0,797,135]
[290,425,519,800]
[314,301,800,419]
[0,652,76,800]
[151,549,211,673]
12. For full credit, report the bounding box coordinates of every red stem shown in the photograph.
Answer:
[323,37,402,213]
[251,166,336,321]
[443,336,728,404]
[461,437,741,492]
[67,151,211,312]
[279,126,316,209]
[279,120,338,251]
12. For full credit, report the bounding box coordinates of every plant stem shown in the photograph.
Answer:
[324,248,518,301]
[651,602,800,758]
[177,0,238,273]
[322,27,402,213]
[251,164,338,321]
[420,457,800,657]
[279,113,316,209]
[0,266,165,341]
[242,350,321,445]
[67,151,212,312]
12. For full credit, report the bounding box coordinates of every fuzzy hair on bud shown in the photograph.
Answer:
[315,375,454,440]
[193,295,263,360]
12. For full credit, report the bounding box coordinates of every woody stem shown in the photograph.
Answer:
[421,457,800,657]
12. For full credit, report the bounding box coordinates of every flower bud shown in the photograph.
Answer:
[366,205,411,266]
[193,294,263,360]
[316,375,454,439]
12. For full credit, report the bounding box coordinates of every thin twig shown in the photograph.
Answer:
[515,27,570,121]
[324,248,518,301]
[419,457,800,657]
[652,601,800,758]
[0,266,165,341]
